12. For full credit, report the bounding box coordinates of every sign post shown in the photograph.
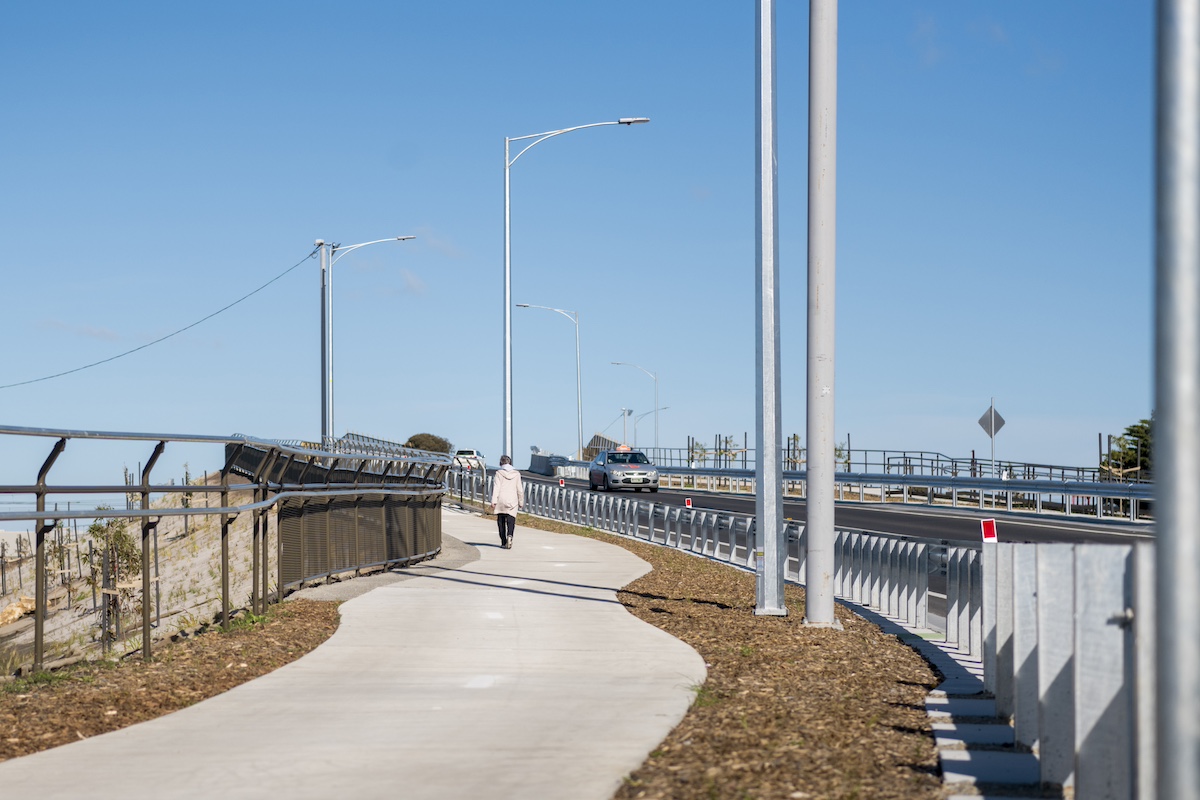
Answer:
[977,398,1006,478]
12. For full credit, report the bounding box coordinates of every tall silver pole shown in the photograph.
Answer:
[804,0,839,628]
[1156,1,1200,796]
[754,0,786,617]
[319,241,331,446]
[503,138,514,459]
[574,312,583,460]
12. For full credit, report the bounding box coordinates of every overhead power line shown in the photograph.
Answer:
[0,247,319,390]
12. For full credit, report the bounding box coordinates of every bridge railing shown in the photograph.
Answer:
[452,467,1152,796]
[549,461,1153,522]
[0,425,449,673]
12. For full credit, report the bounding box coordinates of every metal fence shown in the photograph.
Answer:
[639,444,1115,483]
[550,461,1154,522]
[0,426,449,673]
[452,468,1151,796]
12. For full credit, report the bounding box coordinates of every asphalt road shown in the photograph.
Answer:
[520,473,1153,547]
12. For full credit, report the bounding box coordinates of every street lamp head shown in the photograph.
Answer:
[516,303,530,308]
[395,236,416,242]
[618,117,650,125]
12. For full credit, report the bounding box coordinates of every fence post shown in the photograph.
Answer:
[1013,545,1040,749]
[1037,543,1076,789]
[915,542,928,630]
[1135,542,1156,800]
[995,542,1016,720]
[1074,545,1134,799]
[969,550,983,661]
[983,541,998,694]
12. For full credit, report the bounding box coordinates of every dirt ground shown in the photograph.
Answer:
[0,515,943,799]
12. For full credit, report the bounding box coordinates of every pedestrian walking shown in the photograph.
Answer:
[490,455,524,548]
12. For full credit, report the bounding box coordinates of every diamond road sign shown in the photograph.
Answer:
[979,407,1006,438]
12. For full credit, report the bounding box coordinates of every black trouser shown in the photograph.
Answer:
[496,513,516,545]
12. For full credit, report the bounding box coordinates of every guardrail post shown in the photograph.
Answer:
[983,541,998,693]
[995,542,1016,720]
[1036,543,1076,789]
[888,539,901,618]
[1074,544,1135,799]
[946,548,961,646]
[851,533,864,603]
[969,550,983,660]
[1135,542,1156,800]
[958,550,973,653]
[1013,545,1039,749]
[915,543,928,630]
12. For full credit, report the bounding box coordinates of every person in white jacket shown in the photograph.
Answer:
[489,455,524,548]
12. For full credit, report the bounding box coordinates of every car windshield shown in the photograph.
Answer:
[608,452,650,465]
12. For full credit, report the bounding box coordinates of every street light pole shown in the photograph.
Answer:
[611,362,659,450]
[516,303,583,459]
[317,236,415,447]
[503,117,649,459]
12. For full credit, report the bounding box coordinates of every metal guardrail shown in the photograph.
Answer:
[638,445,1120,484]
[549,461,1153,522]
[0,426,449,673]
[450,467,1151,795]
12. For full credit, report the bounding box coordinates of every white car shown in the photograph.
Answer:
[454,449,485,470]
[588,448,659,492]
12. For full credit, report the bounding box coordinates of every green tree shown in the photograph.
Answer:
[404,433,453,454]
[85,513,143,612]
[1103,416,1153,480]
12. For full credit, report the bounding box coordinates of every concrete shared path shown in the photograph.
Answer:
[0,507,707,799]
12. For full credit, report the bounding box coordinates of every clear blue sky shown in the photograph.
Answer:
[0,1,1154,481]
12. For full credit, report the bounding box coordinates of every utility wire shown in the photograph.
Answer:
[0,247,320,390]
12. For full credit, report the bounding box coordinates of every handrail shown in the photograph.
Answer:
[0,424,451,467]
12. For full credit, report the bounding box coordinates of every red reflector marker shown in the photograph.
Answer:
[981,518,997,542]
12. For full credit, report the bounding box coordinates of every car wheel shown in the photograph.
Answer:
[603,475,611,491]
[650,486,659,493]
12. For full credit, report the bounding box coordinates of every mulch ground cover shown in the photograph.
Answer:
[0,514,944,799]
[0,599,339,762]
[526,518,943,800]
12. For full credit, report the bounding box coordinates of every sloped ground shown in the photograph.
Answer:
[0,482,262,672]
[0,514,942,800]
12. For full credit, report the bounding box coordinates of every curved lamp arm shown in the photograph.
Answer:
[507,118,649,168]
[516,303,577,324]
[611,361,656,381]
[330,236,415,267]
